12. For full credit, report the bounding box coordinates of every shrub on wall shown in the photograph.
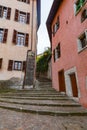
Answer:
[36,48,51,74]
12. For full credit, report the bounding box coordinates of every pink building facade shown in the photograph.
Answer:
[47,0,87,107]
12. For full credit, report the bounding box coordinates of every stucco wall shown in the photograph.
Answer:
[51,0,87,107]
[0,0,37,80]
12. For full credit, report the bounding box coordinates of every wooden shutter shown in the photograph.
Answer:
[7,8,11,19]
[22,61,26,71]
[0,58,2,69]
[12,30,17,44]
[14,9,19,21]
[25,34,29,47]
[53,50,55,62]
[26,13,30,24]
[27,0,30,4]
[8,60,13,71]
[3,29,8,43]
[0,6,2,17]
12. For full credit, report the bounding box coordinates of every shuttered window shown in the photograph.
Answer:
[14,9,30,24]
[12,30,29,47]
[53,43,61,62]
[0,6,11,20]
[17,0,30,4]
[0,58,3,69]
[53,16,60,36]
[8,60,13,71]
[0,28,8,43]
[13,61,22,71]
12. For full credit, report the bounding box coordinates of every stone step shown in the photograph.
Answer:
[0,93,66,97]
[0,98,80,107]
[0,96,69,100]
[0,102,87,116]
[0,98,76,104]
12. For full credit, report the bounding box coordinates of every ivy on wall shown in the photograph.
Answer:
[36,48,51,73]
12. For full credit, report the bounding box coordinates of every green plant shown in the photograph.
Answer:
[36,48,51,73]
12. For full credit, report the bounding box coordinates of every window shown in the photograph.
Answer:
[0,6,11,19]
[17,33,25,46]
[8,60,26,71]
[81,9,87,22]
[75,0,86,14]
[12,30,29,47]
[14,61,22,71]
[53,16,60,36]
[0,28,8,43]
[0,58,3,69]
[77,30,87,52]
[17,0,30,4]
[19,12,26,23]
[14,9,30,24]
[0,29,4,42]
[53,43,61,62]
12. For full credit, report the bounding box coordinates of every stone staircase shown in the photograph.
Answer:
[0,78,87,116]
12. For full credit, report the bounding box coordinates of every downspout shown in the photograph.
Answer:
[31,0,34,50]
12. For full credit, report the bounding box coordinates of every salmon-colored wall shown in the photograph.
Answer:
[51,0,87,107]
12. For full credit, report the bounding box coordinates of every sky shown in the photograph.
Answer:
[37,0,54,54]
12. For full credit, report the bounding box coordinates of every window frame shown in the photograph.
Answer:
[13,61,22,71]
[53,43,61,62]
[53,16,60,36]
[77,30,87,52]
[81,9,87,22]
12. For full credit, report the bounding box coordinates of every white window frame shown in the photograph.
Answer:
[13,61,22,71]
[17,33,25,46]
[77,29,87,52]
[0,29,4,43]
[18,12,26,23]
[3,7,7,18]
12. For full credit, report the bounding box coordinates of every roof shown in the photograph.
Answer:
[46,0,63,42]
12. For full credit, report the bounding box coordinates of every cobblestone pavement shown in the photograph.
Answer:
[0,108,87,130]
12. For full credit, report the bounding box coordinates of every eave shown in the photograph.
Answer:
[46,0,63,42]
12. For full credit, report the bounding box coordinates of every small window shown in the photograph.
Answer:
[0,29,4,42]
[53,16,60,36]
[14,61,22,71]
[53,43,61,62]
[77,30,87,52]
[17,0,30,4]
[0,6,11,19]
[0,28,8,43]
[19,12,26,23]
[81,9,87,22]
[12,30,29,47]
[8,60,26,71]
[17,33,25,46]
[14,9,30,24]
[3,7,7,18]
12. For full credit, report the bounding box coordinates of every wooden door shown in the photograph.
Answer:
[70,73,78,97]
[58,70,66,92]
